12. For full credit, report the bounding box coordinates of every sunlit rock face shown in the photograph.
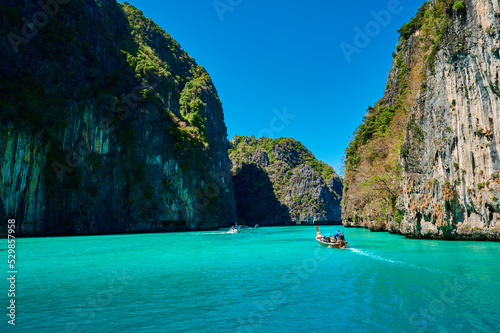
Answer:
[343,0,500,240]
[229,136,342,226]
[398,0,500,239]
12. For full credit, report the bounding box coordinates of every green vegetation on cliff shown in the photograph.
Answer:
[342,0,458,229]
[229,135,342,226]
[230,136,336,183]
[0,0,235,234]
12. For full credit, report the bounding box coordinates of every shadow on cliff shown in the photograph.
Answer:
[1,0,235,236]
[34,0,148,235]
[231,163,291,227]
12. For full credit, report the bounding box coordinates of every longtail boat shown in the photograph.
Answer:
[228,223,257,233]
[315,226,348,249]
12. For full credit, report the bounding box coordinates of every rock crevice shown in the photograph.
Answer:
[343,0,500,240]
[0,0,236,235]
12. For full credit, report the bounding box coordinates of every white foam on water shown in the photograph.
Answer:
[349,248,447,274]
[348,247,493,285]
[349,247,400,265]
[178,232,225,236]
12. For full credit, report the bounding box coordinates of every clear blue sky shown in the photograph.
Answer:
[125,0,424,175]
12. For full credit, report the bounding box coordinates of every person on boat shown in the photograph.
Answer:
[334,230,342,241]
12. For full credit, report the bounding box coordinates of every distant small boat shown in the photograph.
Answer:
[228,225,250,233]
[315,226,348,249]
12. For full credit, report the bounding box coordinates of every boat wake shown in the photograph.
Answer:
[349,248,455,275]
[348,248,495,285]
[198,232,225,235]
[178,232,226,236]
[349,247,401,265]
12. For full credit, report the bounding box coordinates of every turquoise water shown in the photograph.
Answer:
[4,226,500,332]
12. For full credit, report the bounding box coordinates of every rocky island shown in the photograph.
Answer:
[1,0,498,241]
[0,0,236,234]
[342,0,500,240]
[228,135,342,226]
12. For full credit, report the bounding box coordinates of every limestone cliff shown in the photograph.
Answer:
[229,136,342,226]
[343,0,500,240]
[0,0,236,234]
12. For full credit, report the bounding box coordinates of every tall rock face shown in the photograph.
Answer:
[343,0,500,240]
[0,0,236,234]
[228,136,342,226]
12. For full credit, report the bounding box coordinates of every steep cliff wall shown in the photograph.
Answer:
[0,0,236,234]
[229,136,342,226]
[343,0,500,240]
